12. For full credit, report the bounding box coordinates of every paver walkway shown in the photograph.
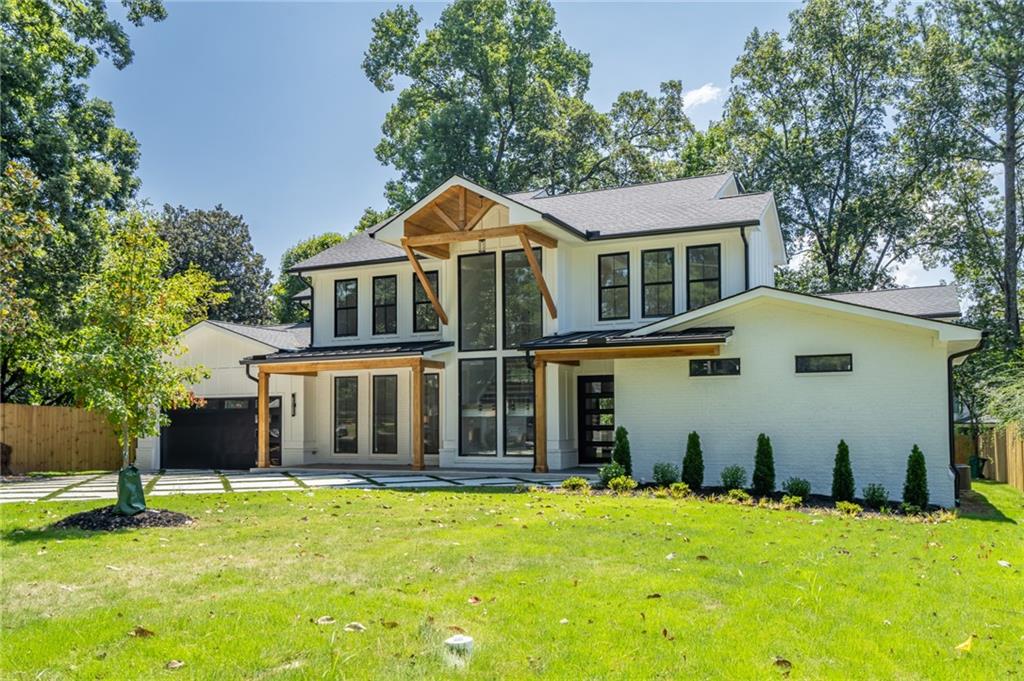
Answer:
[0,469,595,503]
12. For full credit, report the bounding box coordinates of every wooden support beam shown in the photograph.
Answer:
[431,204,460,231]
[518,231,557,319]
[405,224,558,249]
[465,199,493,231]
[256,356,445,375]
[257,369,270,468]
[533,358,548,473]
[458,186,466,229]
[411,359,424,471]
[533,344,720,363]
[545,359,579,366]
[402,237,449,325]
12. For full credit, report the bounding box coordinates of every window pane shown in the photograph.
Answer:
[795,354,852,373]
[413,271,439,332]
[643,284,673,317]
[598,253,629,320]
[459,254,496,350]
[504,358,534,456]
[688,246,720,280]
[424,374,440,455]
[372,375,398,453]
[600,253,629,286]
[503,249,543,347]
[688,279,719,309]
[690,358,741,376]
[334,377,358,453]
[335,279,358,336]
[600,287,628,319]
[460,358,497,456]
[642,249,674,317]
[373,276,397,335]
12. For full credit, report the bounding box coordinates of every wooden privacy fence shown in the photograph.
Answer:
[0,403,121,474]
[955,423,1024,493]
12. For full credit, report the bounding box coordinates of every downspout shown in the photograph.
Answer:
[947,332,987,505]
[739,226,749,290]
[245,363,259,383]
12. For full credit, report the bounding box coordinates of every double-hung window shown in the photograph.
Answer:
[598,252,630,320]
[686,245,721,310]
[413,271,440,333]
[372,275,397,335]
[334,279,358,336]
[333,376,358,453]
[641,248,674,317]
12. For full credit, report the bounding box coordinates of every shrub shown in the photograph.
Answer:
[836,500,862,516]
[607,475,638,494]
[611,426,632,476]
[720,465,747,490]
[726,488,752,504]
[752,433,776,496]
[903,444,929,509]
[782,477,811,499]
[652,462,680,486]
[682,431,704,490]
[900,502,922,516]
[597,461,626,486]
[781,494,803,509]
[668,481,691,499]
[560,476,591,493]
[862,483,888,510]
[831,439,855,502]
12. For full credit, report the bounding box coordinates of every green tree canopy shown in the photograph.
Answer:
[271,232,347,323]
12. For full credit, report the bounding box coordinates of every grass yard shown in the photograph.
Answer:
[2,482,1022,680]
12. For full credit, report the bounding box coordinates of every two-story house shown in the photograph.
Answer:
[137,173,983,507]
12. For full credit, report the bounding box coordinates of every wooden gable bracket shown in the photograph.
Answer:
[517,227,557,319]
[401,237,449,326]
[465,198,494,230]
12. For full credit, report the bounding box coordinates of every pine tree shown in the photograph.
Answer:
[611,426,632,476]
[752,433,776,496]
[903,444,929,509]
[682,431,704,490]
[831,439,855,502]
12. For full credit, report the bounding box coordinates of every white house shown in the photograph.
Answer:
[137,173,983,507]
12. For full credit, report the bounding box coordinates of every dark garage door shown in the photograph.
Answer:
[160,397,281,469]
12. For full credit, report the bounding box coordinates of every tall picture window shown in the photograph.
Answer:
[598,252,630,320]
[641,248,674,317]
[413,271,440,333]
[459,358,497,456]
[459,253,496,350]
[423,374,440,455]
[333,376,358,453]
[334,279,358,336]
[372,375,398,453]
[503,248,543,347]
[503,357,535,456]
[686,245,721,310]
[372,275,397,335]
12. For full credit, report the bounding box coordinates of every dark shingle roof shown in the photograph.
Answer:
[820,285,961,319]
[241,340,452,364]
[519,327,733,350]
[206,320,310,350]
[289,232,405,272]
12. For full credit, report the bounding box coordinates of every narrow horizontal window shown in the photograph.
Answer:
[795,354,852,373]
[690,358,741,377]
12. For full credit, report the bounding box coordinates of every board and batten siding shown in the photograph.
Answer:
[615,299,956,507]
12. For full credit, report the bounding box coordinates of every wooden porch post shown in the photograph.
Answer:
[411,358,425,471]
[257,368,270,468]
[534,358,548,473]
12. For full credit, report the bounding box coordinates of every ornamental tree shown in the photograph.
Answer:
[831,439,856,502]
[682,431,705,490]
[752,433,776,496]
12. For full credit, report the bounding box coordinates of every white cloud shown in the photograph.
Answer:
[683,83,723,110]
[893,256,953,288]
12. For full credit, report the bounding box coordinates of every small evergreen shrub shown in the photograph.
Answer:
[903,444,929,509]
[598,462,626,486]
[862,483,888,510]
[831,439,855,502]
[611,426,632,476]
[726,488,752,504]
[781,477,811,499]
[668,482,691,499]
[836,500,863,516]
[560,476,591,493]
[720,465,747,490]
[781,494,803,509]
[682,431,704,490]
[752,433,776,496]
[652,462,680,486]
[900,502,922,516]
[607,475,638,494]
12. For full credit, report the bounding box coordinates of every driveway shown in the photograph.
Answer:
[0,469,594,503]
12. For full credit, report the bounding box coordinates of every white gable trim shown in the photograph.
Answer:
[179,320,280,353]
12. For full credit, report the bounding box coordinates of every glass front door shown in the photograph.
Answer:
[578,376,614,464]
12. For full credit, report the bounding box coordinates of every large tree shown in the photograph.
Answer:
[271,232,346,323]
[363,0,693,207]
[723,0,925,292]
[159,204,273,324]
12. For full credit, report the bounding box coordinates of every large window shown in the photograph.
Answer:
[795,354,853,373]
[372,275,397,335]
[413,271,440,333]
[503,358,535,456]
[690,358,741,377]
[424,373,440,455]
[333,376,358,453]
[503,248,543,347]
[459,358,497,456]
[686,245,721,310]
[598,252,630,320]
[642,248,674,317]
[334,279,358,336]
[459,253,496,350]
[372,375,398,453]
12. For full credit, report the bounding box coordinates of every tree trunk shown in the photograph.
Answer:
[121,421,131,469]
[1004,77,1020,349]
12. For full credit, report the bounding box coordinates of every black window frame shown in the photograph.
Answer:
[333,376,358,454]
[372,274,398,336]
[795,354,853,374]
[412,270,440,333]
[502,247,544,349]
[641,248,675,318]
[458,251,497,352]
[689,358,741,377]
[334,278,358,337]
[502,357,535,457]
[372,374,398,454]
[458,357,498,457]
[598,252,631,321]
[686,244,722,311]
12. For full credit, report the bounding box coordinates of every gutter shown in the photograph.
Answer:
[244,364,259,384]
[947,332,987,505]
[739,226,749,290]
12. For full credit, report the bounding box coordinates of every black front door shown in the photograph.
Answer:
[578,376,614,464]
[161,396,281,469]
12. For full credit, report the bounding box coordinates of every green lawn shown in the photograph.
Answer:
[2,483,1022,680]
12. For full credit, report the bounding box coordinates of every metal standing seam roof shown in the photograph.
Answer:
[204,320,310,351]
[819,285,962,319]
[241,339,454,365]
[518,327,734,350]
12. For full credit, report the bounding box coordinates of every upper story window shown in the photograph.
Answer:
[641,248,674,317]
[459,252,496,351]
[372,275,397,335]
[334,279,358,337]
[795,354,852,373]
[598,252,630,321]
[413,271,440,333]
[687,244,721,310]
[503,248,543,347]
[690,358,741,376]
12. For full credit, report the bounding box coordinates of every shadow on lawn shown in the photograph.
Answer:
[959,482,1018,524]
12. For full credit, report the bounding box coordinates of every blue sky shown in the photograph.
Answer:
[90,1,944,285]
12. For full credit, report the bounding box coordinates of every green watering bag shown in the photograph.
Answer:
[115,465,147,516]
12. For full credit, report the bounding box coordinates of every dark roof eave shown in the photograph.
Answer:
[583,219,760,241]
[520,334,731,351]
[240,341,453,365]
[287,255,408,275]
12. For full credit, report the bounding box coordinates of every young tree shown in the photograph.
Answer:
[902,444,929,509]
[682,431,705,490]
[831,439,856,502]
[53,210,226,513]
[271,232,347,323]
[752,433,776,496]
[986,353,1024,426]
[611,426,632,477]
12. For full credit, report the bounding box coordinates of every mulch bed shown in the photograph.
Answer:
[52,506,194,532]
